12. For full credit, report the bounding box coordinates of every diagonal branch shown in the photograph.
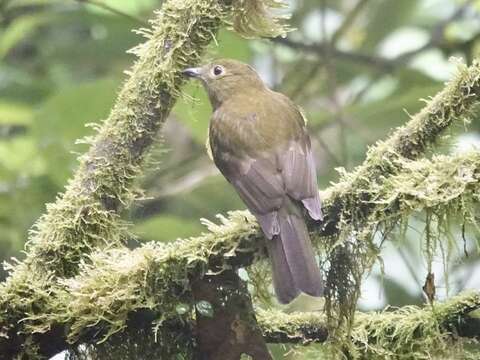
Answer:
[318,59,480,236]
[0,0,289,358]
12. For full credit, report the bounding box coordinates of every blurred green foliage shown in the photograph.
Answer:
[0,3,479,357]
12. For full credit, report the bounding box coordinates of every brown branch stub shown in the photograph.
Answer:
[191,270,272,360]
[422,272,436,304]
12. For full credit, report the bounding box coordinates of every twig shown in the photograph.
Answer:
[273,37,394,71]
[330,0,370,46]
[259,291,480,350]
[275,0,478,73]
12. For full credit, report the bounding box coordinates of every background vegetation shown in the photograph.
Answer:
[1,0,480,358]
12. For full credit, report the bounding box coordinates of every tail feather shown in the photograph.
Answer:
[266,199,323,304]
[266,237,299,304]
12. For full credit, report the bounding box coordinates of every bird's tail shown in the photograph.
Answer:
[266,198,323,304]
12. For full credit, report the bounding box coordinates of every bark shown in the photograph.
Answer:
[191,271,272,360]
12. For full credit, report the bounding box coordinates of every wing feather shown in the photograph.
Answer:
[209,93,322,238]
[281,136,323,220]
[224,154,284,239]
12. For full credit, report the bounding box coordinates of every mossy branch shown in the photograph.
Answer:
[0,150,476,358]
[0,0,480,357]
[0,0,289,357]
[258,291,480,359]
[319,59,480,237]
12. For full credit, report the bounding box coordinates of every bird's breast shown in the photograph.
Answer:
[210,109,270,156]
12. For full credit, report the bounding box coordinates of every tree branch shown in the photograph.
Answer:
[258,291,480,358]
[0,0,289,357]
[275,0,478,73]
[0,148,478,357]
[1,0,480,358]
[318,59,480,236]
[273,37,395,71]
[2,56,480,360]
[191,270,272,359]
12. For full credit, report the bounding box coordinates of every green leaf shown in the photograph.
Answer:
[349,84,442,132]
[375,274,423,307]
[0,136,45,176]
[6,0,62,6]
[213,30,252,62]
[0,64,53,104]
[173,84,211,144]
[82,0,157,16]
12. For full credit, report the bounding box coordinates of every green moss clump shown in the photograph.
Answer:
[258,292,480,359]
[317,59,480,338]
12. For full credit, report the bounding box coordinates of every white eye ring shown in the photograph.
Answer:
[212,65,224,76]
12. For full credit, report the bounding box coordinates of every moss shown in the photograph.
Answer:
[258,292,480,359]
[17,213,262,357]
[0,0,290,358]
[350,291,480,359]
[2,0,290,280]
[317,59,480,337]
[1,2,480,358]
[229,0,292,38]
[7,150,477,358]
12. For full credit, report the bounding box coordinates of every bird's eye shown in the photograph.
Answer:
[212,65,224,76]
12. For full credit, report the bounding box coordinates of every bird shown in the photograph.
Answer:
[182,59,323,304]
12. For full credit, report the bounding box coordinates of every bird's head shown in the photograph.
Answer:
[182,59,266,108]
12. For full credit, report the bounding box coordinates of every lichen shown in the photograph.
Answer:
[229,0,292,38]
[9,150,476,358]
[19,212,262,358]
[320,151,480,346]
[349,291,480,359]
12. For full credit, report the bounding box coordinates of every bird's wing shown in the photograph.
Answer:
[280,132,323,221]
[213,148,285,239]
[211,136,321,240]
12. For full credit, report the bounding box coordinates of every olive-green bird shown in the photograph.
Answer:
[183,59,323,304]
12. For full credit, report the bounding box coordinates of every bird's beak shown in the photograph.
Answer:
[182,67,202,78]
